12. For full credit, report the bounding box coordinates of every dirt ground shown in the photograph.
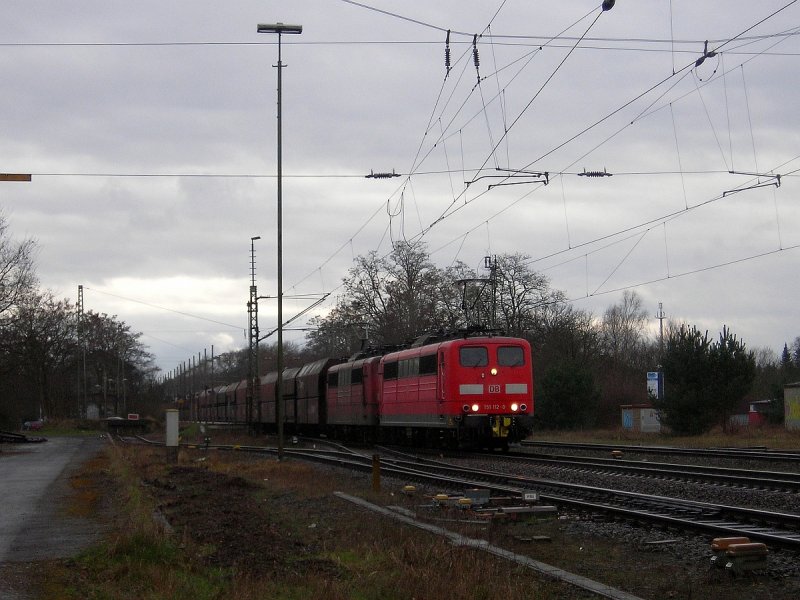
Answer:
[145,464,346,579]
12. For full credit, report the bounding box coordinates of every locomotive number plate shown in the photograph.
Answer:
[488,384,501,394]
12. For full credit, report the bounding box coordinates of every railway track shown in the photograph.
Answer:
[0,430,47,444]
[125,436,800,551]
[521,440,800,464]
[371,448,800,550]
[484,451,800,492]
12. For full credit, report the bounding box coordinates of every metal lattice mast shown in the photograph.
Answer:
[77,285,87,418]
[486,255,498,329]
[247,237,261,431]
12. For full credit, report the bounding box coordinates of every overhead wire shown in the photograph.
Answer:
[288,0,513,295]
[300,2,800,330]
[5,31,800,49]
[18,3,799,339]
[526,155,800,279]
[84,287,245,332]
[420,2,800,277]
[575,242,800,302]
[421,6,602,230]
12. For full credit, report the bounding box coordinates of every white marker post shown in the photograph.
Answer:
[165,409,179,463]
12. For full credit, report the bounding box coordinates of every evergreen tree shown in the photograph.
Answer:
[655,325,714,435]
[536,360,599,430]
[711,326,756,431]
[655,324,755,435]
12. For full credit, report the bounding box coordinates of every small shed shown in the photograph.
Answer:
[621,404,661,433]
[785,382,800,431]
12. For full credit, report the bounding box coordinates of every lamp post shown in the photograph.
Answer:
[257,22,302,460]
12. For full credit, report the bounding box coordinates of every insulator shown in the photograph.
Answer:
[602,0,615,11]
[366,169,399,179]
[445,30,451,73]
[578,167,612,178]
[472,34,480,69]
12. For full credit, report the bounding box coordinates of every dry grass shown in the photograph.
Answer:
[65,456,108,518]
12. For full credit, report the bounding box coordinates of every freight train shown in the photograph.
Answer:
[183,331,534,448]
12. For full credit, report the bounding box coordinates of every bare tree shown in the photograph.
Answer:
[384,241,446,342]
[601,290,650,369]
[0,212,37,318]
[309,242,449,352]
[495,253,554,336]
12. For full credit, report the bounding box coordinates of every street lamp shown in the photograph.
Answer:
[257,21,302,460]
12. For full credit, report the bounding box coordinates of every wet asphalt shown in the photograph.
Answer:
[0,436,108,598]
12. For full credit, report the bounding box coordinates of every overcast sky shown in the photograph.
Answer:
[2,1,799,374]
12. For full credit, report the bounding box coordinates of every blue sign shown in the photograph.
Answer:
[646,371,664,400]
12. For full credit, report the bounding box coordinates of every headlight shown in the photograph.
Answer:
[490,368,498,375]
[471,404,480,412]
[511,403,519,412]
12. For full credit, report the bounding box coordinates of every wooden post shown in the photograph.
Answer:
[372,454,381,492]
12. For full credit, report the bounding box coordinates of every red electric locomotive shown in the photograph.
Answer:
[378,334,533,448]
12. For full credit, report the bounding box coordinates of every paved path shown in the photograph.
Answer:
[0,436,108,599]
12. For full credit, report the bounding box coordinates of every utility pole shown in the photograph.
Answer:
[211,345,216,389]
[77,285,87,418]
[656,302,666,359]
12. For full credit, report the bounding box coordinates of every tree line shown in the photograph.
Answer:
[4,210,798,434]
[0,214,159,429]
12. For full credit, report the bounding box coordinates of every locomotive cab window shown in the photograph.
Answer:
[383,361,398,380]
[460,346,488,367]
[498,346,525,367]
[419,353,437,375]
[327,371,338,388]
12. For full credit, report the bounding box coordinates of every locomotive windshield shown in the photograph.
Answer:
[498,346,525,367]
[460,346,488,367]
